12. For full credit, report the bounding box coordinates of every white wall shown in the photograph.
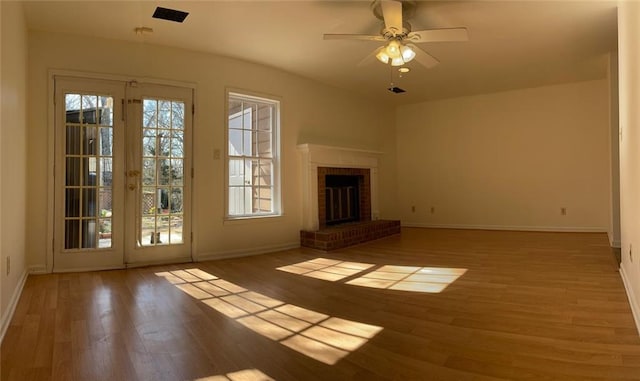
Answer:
[396,80,610,232]
[618,0,640,334]
[0,1,29,339]
[26,31,397,269]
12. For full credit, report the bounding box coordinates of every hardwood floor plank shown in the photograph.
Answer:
[51,342,73,381]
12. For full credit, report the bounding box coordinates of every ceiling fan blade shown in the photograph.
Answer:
[323,34,386,42]
[408,44,439,69]
[408,28,469,43]
[357,48,379,67]
[381,0,403,35]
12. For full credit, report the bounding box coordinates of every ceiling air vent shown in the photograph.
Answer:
[152,7,189,23]
[388,86,406,94]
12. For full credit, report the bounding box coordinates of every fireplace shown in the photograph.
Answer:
[318,167,371,228]
[325,175,360,225]
[297,144,381,231]
[297,144,400,250]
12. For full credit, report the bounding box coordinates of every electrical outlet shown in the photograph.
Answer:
[561,207,567,215]
[6,257,9,275]
[430,206,435,214]
[411,206,416,213]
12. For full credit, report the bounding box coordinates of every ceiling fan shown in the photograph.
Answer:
[323,0,468,68]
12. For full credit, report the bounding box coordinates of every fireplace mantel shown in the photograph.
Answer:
[297,144,382,231]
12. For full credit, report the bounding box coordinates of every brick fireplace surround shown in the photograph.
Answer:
[297,144,400,251]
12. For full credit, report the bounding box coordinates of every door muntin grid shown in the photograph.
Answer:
[140,98,185,246]
[63,94,114,250]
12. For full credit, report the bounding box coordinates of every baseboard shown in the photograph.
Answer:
[607,231,622,248]
[52,264,126,273]
[125,257,192,269]
[197,241,300,262]
[401,222,607,233]
[28,241,301,271]
[0,269,29,344]
[29,265,48,274]
[620,265,640,336]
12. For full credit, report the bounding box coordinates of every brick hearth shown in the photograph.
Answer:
[300,220,400,251]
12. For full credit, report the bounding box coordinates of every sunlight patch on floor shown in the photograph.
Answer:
[347,265,467,293]
[277,257,375,281]
[156,269,383,365]
[277,258,467,293]
[194,368,275,380]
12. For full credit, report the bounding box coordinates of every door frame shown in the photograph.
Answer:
[46,70,197,273]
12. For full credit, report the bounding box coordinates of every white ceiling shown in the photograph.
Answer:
[22,0,618,105]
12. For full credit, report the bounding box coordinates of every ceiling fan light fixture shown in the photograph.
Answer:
[376,40,415,66]
[375,46,391,64]
[386,40,401,58]
[391,56,405,66]
[400,44,416,62]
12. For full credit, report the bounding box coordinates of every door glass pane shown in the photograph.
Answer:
[65,189,80,217]
[99,158,113,186]
[142,129,156,156]
[142,187,156,215]
[142,159,156,186]
[170,216,183,243]
[171,159,183,186]
[157,216,169,244]
[99,218,112,248]
[83,157,97,186]
[141,216,156,245]
[64,93,114,250]
[99,127,112,155]
[65,220,80,249]
[143,100,157,128]
[65,158,80,186]
[66,125,81,155]
[172,102,184,129]
[140,98,185,247]
[82,219,97,248]
[158,159,171,185]
[84,126,97,155]
[82,188,97,217]
[171,187,183,213]
[171,131,183,157]
[158,101,171,129]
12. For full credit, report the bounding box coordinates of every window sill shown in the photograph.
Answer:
[223,214,284,225]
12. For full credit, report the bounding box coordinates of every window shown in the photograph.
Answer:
[227,92,280,218]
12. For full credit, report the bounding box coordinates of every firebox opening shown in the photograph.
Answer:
[325,175,361,226]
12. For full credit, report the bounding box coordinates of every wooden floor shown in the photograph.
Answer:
[2,228,640,381]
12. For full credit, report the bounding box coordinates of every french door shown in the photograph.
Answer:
[53,76,193,271]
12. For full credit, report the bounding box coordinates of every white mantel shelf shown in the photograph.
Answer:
[297,144,383,231]
[297,143,383,156]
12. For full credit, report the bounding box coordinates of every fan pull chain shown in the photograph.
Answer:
[389,62,395,88]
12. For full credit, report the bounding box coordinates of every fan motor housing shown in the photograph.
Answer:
[371,0,417,22]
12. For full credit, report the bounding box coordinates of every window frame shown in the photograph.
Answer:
[225,90,282,220]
